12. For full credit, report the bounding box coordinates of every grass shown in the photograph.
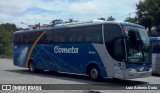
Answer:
[0,44,13,59]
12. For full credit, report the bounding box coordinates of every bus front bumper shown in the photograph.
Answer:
[124,70,152,79]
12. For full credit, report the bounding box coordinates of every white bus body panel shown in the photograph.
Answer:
[93,43,152,79]
[152,54,160,75]
[93,44,126,79]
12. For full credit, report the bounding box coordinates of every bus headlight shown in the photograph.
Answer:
[128,68,137,72]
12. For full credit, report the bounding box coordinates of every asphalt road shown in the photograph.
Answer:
[0,58,160,93]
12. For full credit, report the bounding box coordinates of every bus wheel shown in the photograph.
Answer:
[89,66,100,81]
[29,62,37,73]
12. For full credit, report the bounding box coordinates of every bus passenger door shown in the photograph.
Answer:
[105,38,126,79]
[112,38,126,79]
[103,24,126,79]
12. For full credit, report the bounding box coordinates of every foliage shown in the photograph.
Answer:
[65,18,78,23]
[97,18,106,21]
[0,23,17,58]
[50,19,64,26]
[50,18,78,26]
[136,0,160,35]
[107,16,115,21]
[125,17,137,23]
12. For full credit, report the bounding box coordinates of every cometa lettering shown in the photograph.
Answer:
[54,46,79,53]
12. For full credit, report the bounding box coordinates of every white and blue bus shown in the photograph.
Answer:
[13,21,152,80]
[150,37,160,75]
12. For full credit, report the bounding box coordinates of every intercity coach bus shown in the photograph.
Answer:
[13,21,152,80]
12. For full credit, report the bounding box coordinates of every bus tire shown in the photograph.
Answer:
[29,61,37,73]
[88,65,100,81]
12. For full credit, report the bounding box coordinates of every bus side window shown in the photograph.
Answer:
[23,34,28,44]
[114,39,125,61]
[13,34,18,45]
[68,27,84,43]
[104,24,124,61]
[19,34,23,45]
[54,29,68,43]
[152,41,160,54]
[104,24,122,43]
[84,25,102,44]
[34,31,43,44]
[28,33,35,44]
[40,34,47,44]
[46,30,54,44]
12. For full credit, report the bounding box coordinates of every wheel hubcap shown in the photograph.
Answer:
[91,68,98,79]
[30,63,34,72]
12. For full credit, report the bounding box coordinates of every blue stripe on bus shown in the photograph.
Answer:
[14,43,108,77]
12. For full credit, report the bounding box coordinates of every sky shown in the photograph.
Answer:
[0,0,141,28]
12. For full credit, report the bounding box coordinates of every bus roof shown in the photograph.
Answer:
[54,21,119,28]
[55,21,143,28]
[120,22,144,28]
[14,27,53,34]
[14,21,144,34]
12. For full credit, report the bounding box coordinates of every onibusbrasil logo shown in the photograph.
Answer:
[1,85,42,90]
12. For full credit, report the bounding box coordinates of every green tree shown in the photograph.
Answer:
[125,17,137,23]
[50,19,64,26]
[0,23,17,33]
[0,23,17,58]
[136,0,160,35]
[65,18,78,23]
[97,18,106,21]
[107,16,115,21]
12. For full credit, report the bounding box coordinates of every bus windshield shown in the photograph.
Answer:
[138,28,150,46]
[124,26,151,63]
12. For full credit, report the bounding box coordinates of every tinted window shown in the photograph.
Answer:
[114,39,125,61]
[13,34,18,44]
[38,33,47,44]
[84,25,102,43]
[23,33,36,44]
[13,34,23,45]
[14,31,43,45]
[45,30,54,44]
[104,24,122,43]
[53,29,68,43]
[39,30,54,44]
[151,41,160,53]
[32,31,45,44]
[68,27,84,43]
[104,24,125,61]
